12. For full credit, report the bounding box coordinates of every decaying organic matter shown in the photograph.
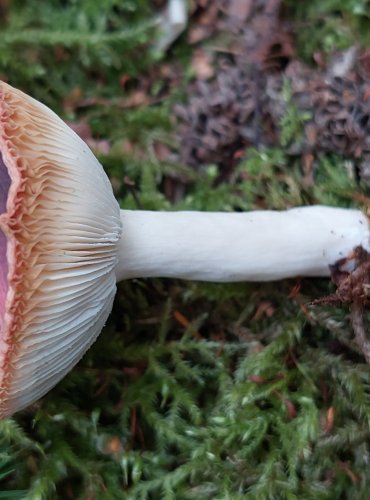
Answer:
[312,245,370,362]
[176,0,370,186]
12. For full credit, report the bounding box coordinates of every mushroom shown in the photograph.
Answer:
[0,81,369,419]
[0,82,121,418]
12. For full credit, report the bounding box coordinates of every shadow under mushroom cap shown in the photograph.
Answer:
[0,81,122,419]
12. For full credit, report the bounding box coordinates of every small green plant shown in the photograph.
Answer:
[280,79,311,148]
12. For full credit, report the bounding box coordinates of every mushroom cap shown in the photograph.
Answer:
[0,81,122,418]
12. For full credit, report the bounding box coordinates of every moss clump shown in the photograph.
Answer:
[1,1,370,499]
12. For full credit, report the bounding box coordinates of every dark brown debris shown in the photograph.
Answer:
[311,246,370,363]
[175,0,370,186]
[175,66,269,172]
[312,246,370,309]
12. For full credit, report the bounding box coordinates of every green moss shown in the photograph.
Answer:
[1,1,370,499]
[283,0,370,59]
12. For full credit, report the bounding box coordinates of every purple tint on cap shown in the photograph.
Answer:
[0,152,10,214]
[0,230,7,324]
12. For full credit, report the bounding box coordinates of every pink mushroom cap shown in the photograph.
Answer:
[0,81,122,418]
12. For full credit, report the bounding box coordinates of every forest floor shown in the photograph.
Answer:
[1,1,370,498]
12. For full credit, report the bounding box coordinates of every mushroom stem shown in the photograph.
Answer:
[115,206,370,282]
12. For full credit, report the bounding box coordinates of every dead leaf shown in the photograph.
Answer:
[174,310,201,339]
[229,0,252,22]
[248,374,267,384]
[86,138,111,156]
[154,141,171,161]
[67,121,92,141]
[63,86,83,113]
[191,48,214,80]
[123,90,150,108]
[253,301,275,321]
[324,406,335,433]
[104,436,123,456]
[336,461,360,484]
